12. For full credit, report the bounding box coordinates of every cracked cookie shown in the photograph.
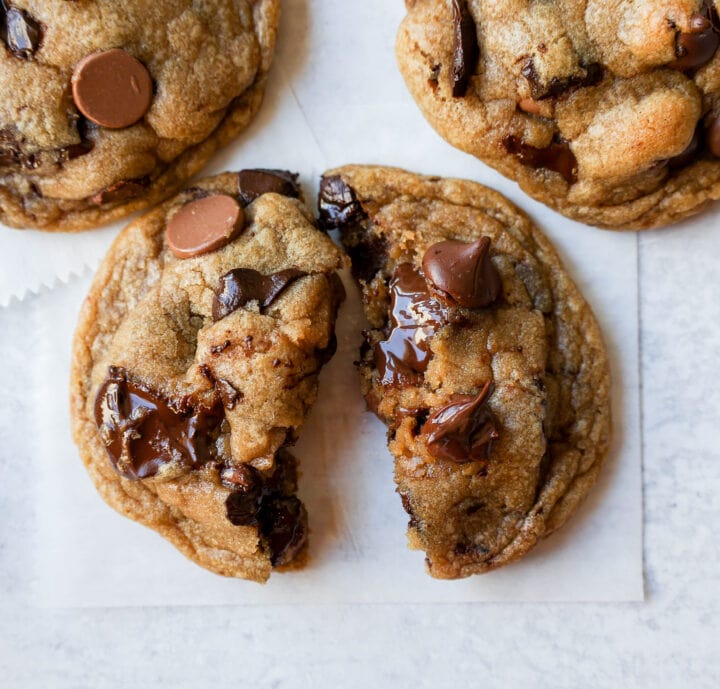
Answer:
[0,0,279,231]
[71,170,346,582]
[397,0,720,230]
[319,165,610,579]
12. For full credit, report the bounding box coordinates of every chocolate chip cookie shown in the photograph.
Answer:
[319,165,610,578]
[71,170,346,581]
[397,0,720,230]
[0,1,279,231]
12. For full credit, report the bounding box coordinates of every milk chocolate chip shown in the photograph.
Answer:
[166,194,245,259]
[238,169,300,205]
[503,135,578,184]
[707,114,720,157]
[212,267,306,321]
[72,49,153,129]
[451,0,479,97]
[375,263,445,386]
[669,0,720,71]
[422,238,501,309]
[2,3,42,58]
[94,367,224,480]
[420,381,499,463]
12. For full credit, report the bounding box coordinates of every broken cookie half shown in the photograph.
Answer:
[71,170,346,582]
[319,165,611,579]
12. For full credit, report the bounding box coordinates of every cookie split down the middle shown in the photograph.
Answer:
[319,165,612,579]
[71,170,347,583]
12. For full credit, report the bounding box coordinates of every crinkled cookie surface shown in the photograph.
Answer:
[397,0,720,229]
[71,171,346,582]
[319,165,610,578]
[0,0,279,231]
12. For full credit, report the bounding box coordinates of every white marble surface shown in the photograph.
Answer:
[1,0,720,685]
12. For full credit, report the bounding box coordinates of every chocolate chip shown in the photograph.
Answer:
[2,4,42,58]
[521,59,603,100]
[212,267,306,321]
[503,135,578,184]
[420,381,499,463]
[707,114,720,157]
[72,49,153,129]
[224,466,263,527]
[237,169,300,205]
[166,194,245,259]
[215,378,242,409]
[451,0,479,97]
[89,177,149,205]
[375,263,445,386]
[318,175,387,281]
[318,175,364,230]
[259,496,307,566]
[94,367,225,480]
[220,463,261,491]
[421,238,501,309]
[669,0,720,70]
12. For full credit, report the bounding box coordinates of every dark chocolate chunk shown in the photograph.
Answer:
[220,463,260,492]
[375,263,445,386]
[212,267,307,321]
[420,381,499,463]
[421,238,501,309]
[318,174,364,230]
[318,175,387,282]
[224,465,263,526]
[521,59,603,100]
[503,135,578,184]
[707,113,720,157]
[259,496,307,566]
[237,169,301,205]
[94,367,224,480]
[1,4,42,58]
[451,0,479,97]
[669,0,720,71]
[89,177,149,205]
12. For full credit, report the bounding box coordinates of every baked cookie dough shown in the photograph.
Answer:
[71,170,346,582]
[397,0,720,230]
[319,165,611,578]
[0,0,279,231]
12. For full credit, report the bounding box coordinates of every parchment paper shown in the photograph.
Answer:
[30,0,646,605]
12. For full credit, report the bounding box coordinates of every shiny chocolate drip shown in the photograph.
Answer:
[94,367,224,480]
[375,263,445,386]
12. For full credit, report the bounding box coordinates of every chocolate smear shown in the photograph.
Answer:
[375,263,445,386]
[94,367,224,480]
[420,381,499,463]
